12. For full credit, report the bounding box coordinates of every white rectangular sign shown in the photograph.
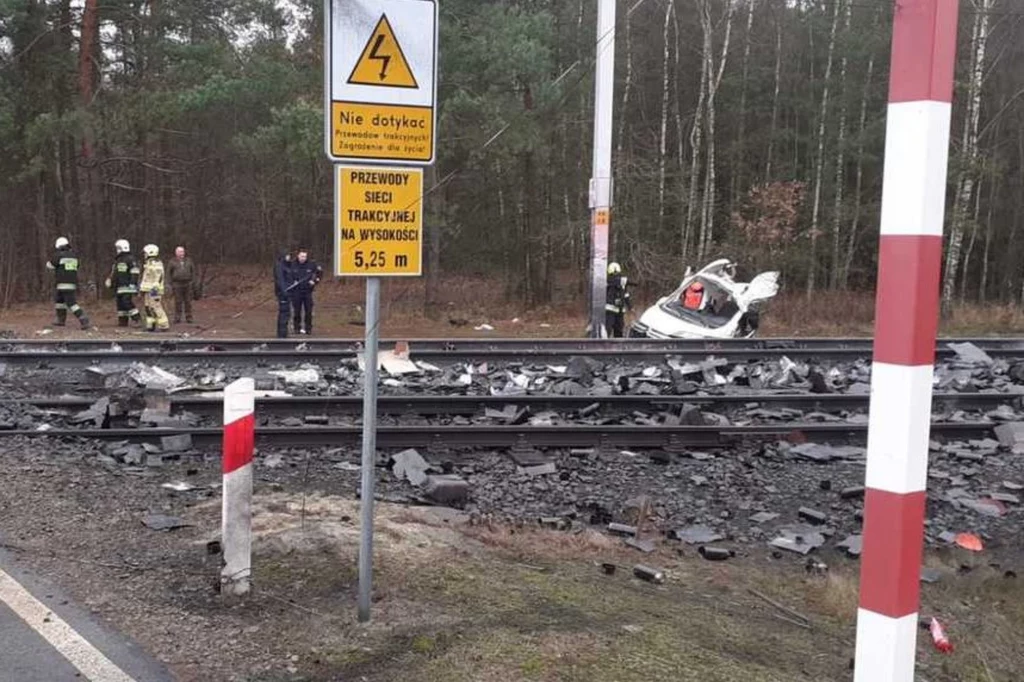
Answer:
[324,0,438,165]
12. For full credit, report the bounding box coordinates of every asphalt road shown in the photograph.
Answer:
[0,544,171,682]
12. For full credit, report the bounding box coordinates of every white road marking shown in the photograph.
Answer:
[0,566,136,682]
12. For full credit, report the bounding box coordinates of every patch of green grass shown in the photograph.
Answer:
[410,635,437,655]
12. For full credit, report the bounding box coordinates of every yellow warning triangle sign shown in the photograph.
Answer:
[347,14,418,89]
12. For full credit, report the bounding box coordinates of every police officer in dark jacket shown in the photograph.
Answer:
[289,248,323,335]
[274,251,293,338]
[46,237,91,330]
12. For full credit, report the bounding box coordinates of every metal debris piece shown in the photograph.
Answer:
[520,462,557,477]
[671,525,724,545]
[379,351,420,376]
[632,565,665,584]
[769,526,826,555]
[698,546,733,561]
[798,507,828,525]
[625,537,656,553]
[954,533,984,552]
[948,342,994,365]
[607,523,638,537]
[959,497,1007,517]
[162,481,199,492]
[749,512,780,525]
[392,449,430,486]
[128,363,185,390]
[423,475,470,504]
[160,434,193,453]
[994,422,1024,453]
[141,514,190,531]
[837,534,863,558]
[268,368,320,385]
[840,486,865,500]
[333,461,361,472]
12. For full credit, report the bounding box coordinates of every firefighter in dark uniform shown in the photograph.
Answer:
[105,239,142,327]
[46,237,91,329]
[274,250,294,338]
[604,262,631,338]
[289,248,323,335]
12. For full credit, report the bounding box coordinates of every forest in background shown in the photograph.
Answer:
[2,0,1024,311]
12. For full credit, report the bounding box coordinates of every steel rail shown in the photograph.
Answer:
[0,421,996,449]
[2,336,1024,353]
[3,345,1024,367]
[8,391,1018,418]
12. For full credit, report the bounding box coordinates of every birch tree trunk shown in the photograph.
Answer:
[943,0,990,307]
[842,45,875,289]
[806,0,841,296]
[684,9,711,263]
[697,0,735,260]
[658,0,674,234]
[829,0,851,289]
[765,4,783,183]
[733,0,757,209]
[959,176,984,301]
[980,175,997,301]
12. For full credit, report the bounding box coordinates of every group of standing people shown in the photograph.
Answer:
[46,236,197,332]
[274,248,323,338]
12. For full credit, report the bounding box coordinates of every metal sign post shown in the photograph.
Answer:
[325,0,437,624]
[357,277,381,622]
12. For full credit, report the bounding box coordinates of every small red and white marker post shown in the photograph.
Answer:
[855,0,959,680]
[222,378,255,596]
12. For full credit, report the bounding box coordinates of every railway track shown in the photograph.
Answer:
[4,336,1024,352]
[0,421,997,449]
[7,390,1019,419]
[1,336,1022,366]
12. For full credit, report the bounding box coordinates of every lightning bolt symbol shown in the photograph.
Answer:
[368,35,390,81]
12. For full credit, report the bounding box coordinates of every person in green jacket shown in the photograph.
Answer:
[167,245,196,324]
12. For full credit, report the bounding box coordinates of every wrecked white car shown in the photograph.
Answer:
[630,259,780,340]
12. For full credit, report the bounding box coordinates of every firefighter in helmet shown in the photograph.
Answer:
[105,239,142,327]
[46,237,91,330]
[605,262,631,338]
[140,244,170,332]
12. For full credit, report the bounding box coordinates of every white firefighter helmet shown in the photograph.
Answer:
[115,239,130,254]
[143,244,159,258]
[608,262,622,276]
[55,237,70,250]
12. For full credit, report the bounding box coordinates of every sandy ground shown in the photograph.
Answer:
[0,440,1021,682]
[0,276,586,340]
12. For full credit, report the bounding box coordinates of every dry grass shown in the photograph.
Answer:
[5,266,1024,338]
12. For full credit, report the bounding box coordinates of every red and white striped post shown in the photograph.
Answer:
[855,0,959,679]
[222,378,255,596]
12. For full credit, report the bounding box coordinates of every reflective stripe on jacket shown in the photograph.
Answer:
[49,250,80,291]
[140,259,165,296]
